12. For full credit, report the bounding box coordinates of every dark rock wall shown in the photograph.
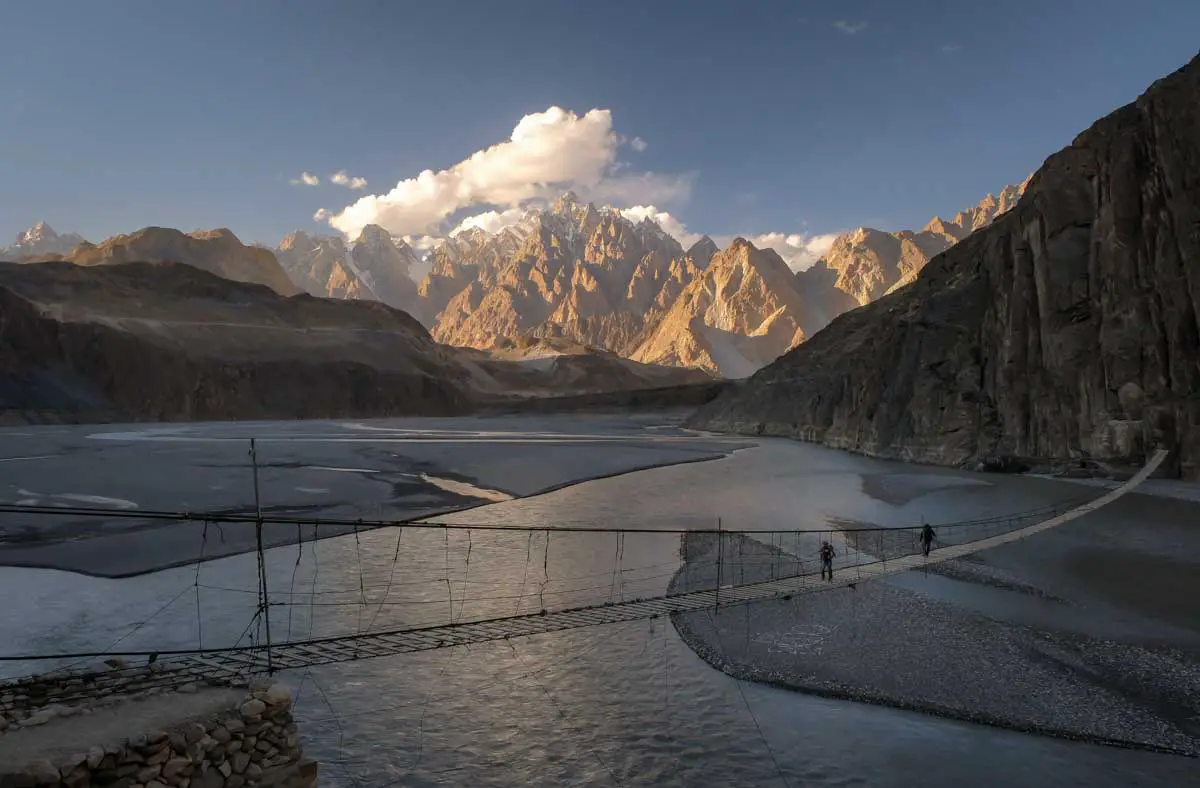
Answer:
[691,53,1200,478]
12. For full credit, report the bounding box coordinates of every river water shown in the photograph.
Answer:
[0,420,1194,786]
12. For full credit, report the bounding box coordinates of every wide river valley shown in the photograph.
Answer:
[0,413,1195,786]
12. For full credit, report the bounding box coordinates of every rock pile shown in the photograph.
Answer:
[0,660,236,733]
[0,678,315,788]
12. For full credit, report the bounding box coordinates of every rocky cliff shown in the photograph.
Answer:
[30,226,300,296]
[690,53,1200,478]
[631,239,812,377]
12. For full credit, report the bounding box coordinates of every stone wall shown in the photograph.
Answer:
[0,677,316,788]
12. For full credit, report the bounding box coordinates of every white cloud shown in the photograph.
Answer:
[620,205,702,248]
[312,208,332,222]
[330,170,369,190]
[589,171,694,207]
[736,231,841,271]
[621,204,840,270]
[450,207,528,236]
[940,44,961,54]
[404,234,444,253]
[630,136,648,152]
[833,19,867,35]
[291,172,320,186]
[325,106,690,239]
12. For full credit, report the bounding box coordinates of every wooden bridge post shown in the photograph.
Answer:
[250,438,274,675]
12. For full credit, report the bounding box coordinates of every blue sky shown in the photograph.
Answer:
[3,0,1198,262]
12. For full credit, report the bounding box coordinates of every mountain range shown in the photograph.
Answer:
[3,181,1028,379]
[3,49,1195,476]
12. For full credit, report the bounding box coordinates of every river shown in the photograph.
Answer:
[0,415,1194,786]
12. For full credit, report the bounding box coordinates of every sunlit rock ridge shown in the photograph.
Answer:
[7,182,1028,379]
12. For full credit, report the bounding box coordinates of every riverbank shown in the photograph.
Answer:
[668,496,1200,756]
[0,412,752,577]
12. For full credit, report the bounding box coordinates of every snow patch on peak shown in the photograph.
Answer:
[5,221,87,258]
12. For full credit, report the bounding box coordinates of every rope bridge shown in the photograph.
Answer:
[0,449,1166,711]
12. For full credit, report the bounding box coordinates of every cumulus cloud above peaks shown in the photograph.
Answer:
[450,207,528,236]
[291,172,320,186]
[325,106,690,239]
[620,206,702,247]
[744,231,840,270]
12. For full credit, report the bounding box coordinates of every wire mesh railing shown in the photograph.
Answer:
[0,492,1096,674]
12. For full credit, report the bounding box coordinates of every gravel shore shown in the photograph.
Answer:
[669,510,1200,755]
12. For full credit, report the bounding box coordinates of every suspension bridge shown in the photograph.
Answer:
[0,449,1167,712]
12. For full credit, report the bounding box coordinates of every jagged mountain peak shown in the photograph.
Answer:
[551,191,582,214]
[354,223,393,243]
[279,229,321,251]
[275,223,421,317]
[5,221,87,259]
[631,238,810,378]
[686,236,718,264]
[17,221,56,244]
[710,238,797,283]
[816,178,1033,306]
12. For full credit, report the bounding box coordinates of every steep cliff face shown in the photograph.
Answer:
[30,227,301,296]
[691,53,1200,478]
[631,239,812,377]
